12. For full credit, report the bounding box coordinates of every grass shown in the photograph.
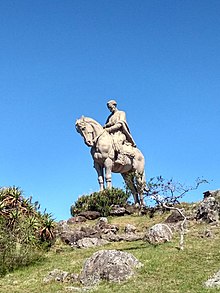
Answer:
[0,213,220,293]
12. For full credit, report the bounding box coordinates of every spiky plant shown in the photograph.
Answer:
[0,186,56,275]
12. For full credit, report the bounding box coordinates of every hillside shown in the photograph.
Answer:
[0,210,220,293]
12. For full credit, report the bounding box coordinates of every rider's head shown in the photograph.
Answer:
[107,100,117,113]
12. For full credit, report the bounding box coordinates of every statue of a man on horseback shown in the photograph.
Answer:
[103,100,136,165]
[75,100,146,206]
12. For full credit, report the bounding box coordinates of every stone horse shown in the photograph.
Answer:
[75,116,146,205]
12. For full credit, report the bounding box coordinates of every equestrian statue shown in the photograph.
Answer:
[75,100,146,206]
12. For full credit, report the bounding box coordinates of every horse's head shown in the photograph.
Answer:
[75,117,94,147]
[75,116,102,147]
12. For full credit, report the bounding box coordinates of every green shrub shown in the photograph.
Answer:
[0,186,55,276]
[71,188,129,217]
[0,216,43,276]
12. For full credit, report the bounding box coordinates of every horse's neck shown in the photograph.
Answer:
[91,121,105,139]
[91,121,112,146]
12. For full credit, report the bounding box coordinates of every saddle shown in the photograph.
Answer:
[114,143,136,165]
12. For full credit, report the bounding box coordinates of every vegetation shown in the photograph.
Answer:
[1,182,218,292]
[143,176,208,250]
[70,187,129,216]
[70,177,208,218]
[146,176,209,206]
[0,186,55,276]
[0,212,220,293]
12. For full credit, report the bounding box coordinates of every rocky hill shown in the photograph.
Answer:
[1,189,220,292]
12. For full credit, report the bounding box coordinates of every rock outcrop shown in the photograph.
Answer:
[196,190,220,223]
[144,223,173,244]
[80,250,142,285]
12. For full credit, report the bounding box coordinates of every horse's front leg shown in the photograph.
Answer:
[104,157,113,189]
[94,162,104,191]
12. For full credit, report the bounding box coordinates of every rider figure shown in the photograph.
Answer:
[103,100,136,165]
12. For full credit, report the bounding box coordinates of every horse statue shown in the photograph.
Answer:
[75,116,146,206]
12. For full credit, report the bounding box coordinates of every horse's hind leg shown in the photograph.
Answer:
[122,172,140,205]
[135,171,146,207]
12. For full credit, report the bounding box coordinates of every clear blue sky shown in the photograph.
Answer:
[1,1,219,221]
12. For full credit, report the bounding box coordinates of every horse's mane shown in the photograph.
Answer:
[76,116,103,130]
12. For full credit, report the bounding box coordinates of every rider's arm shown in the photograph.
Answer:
[104,111,126,132]
[105,122,122,132]
[103,114,113,128]
[105,112,126,132]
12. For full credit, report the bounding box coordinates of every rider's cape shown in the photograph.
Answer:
[119,120,136,147]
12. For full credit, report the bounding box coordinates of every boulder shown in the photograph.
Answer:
[55,220,69,236]
[60,230,86,245]
[76,237,109,248]
[80,226,100,238]
[80,250,142,285]
[204,270,220,288]
[196,190,220,223]
[109,205,126,216]
[164,210,184,223]
[67,216,87,224]
[124,224,137,234]
[203,190,220,200]
[98,217,108,224]
[144,223,173,244]
[124,204,139,215]
[78,211,100,220]
[95,217,119,234]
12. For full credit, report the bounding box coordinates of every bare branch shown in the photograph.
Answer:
[143,177,209,250]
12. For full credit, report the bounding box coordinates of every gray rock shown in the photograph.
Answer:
[102,233,144,242]
[60,225,101,246]
[124,204,139,215]
[60,230,86,245]
[95,218,119,234]
[144,223,173,244]
[164,210,184,223]
[98,217,108,224]
[76,237,109,248]
[55,220,69,234]
[203,190,220,200]
[80,250,142,285]
[43,269,78,284]
[67,216,87,224]
[196,194,220,223]
[124,224,137,234]
[204,270,220,288]
[110,205,126,216]
[78,211,100,220]
[80,226,101,238]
